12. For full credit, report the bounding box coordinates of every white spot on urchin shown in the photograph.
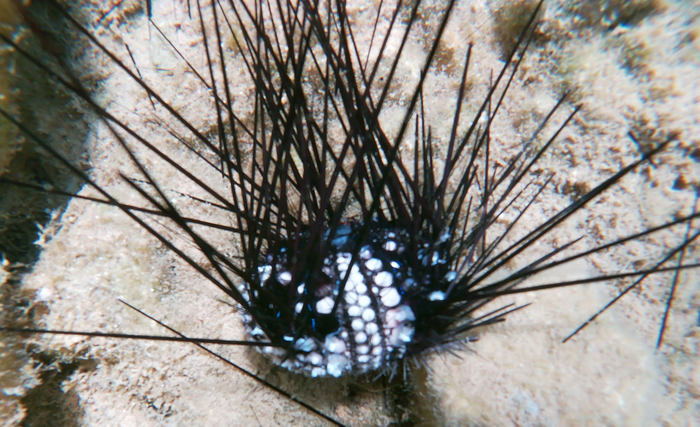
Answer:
[355,332,367,343]
[396,325,414,343]
[362,308,376,322]
[357,345,369,354]
[385,305,416,327]
[337,252,351,263]
[316,296,335,314]
[295,338,316,352]
[359,246,372,259]
[295,302,303,314]
[325,335,346,354]
[258,265,272,282]
[383,240,397,251]
[402,278,416,290]
[263,347,284,356]
[371,334,381,346]
[365,322,379,334]
[351,318,364,331]
[341,263,360,279]
[365,258,382,271]
[358,295,371,307]
[358,355,370,363]
[349,270,364,285]
[242,290,254,303]
[345,291,359,305]
[297,283,305,294]
[277,271,292,284]
[347,304,362,316]
[429,291,446,301]
[308,352,323,365]
[398,305,416,322]
[355,282,368,294]
[326,354,349,377]
[438,227,450,243]
[444,271,457,282]
[379,287,400,307]
[374,271,393,287]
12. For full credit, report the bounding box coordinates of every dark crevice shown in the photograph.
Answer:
[19,347,96,427]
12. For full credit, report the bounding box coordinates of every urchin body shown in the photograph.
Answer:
[242,222,456,377]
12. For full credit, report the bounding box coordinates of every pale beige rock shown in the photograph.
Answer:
[9,0,699,426]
